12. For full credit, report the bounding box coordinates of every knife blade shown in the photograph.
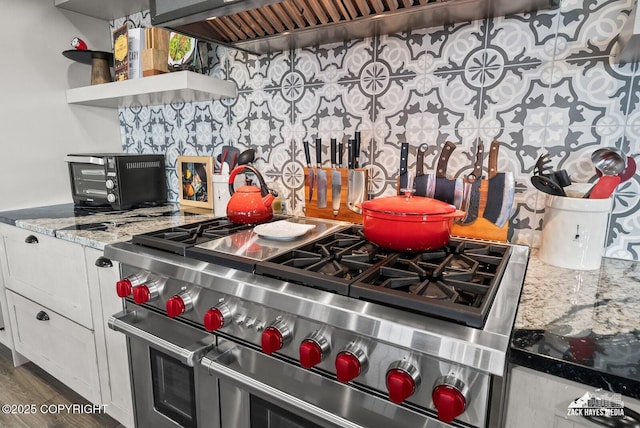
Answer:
[316,138,327,208]
[303,140,314,203]
[347,137,365,214]
[331,138,342,215]
[460,142,484,224]
[483,140,507,225]
[495,171,515,227]
[399,142,409,192]
[414,144,429,196]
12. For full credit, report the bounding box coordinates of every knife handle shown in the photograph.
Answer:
[470,142,484,180]
[347,139,354,169]
[331,138,337,168]
[436,141,456,178]
[354,132,361,168]
[488,140,500,179]
[315,138,322,167]
[416,143,427,176]
[338,142,344,168]
[400,142,409,175]
[303,140,311,167]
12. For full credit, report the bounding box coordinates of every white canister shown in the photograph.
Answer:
[211,174,231,218]
[539,195,613,270]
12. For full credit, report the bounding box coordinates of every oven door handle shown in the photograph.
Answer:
[203,343,365,428]
[108,310,215,367]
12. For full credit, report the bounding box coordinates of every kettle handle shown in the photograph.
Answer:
[228,165,275,198]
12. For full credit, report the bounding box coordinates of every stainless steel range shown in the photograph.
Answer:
[106,216,529,428]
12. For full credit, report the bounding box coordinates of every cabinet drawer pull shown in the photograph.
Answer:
[95,256,113,268]
[36,311,50,321]
[25,235,39,244]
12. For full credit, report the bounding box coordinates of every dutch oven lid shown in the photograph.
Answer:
[360,195,457,216]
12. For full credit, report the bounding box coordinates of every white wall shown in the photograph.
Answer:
[0,1,121,211]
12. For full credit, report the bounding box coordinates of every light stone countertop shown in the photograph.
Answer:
[511,249,640,399]
[0,204,217,250]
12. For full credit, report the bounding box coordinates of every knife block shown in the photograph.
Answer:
[303,167,367,224]
[450,181,509,242]
[395,177,509,242]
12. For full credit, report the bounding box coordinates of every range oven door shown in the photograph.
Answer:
[202,340,451,428]
[109,309,219,428]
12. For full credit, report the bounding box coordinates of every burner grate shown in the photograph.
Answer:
[255,226,383,294]
[349,239,511,328]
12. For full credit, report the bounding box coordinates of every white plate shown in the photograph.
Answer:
[253,220,316,241]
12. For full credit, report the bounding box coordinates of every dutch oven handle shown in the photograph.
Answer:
[228,164,274,198]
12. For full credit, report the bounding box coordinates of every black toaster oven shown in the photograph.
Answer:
[65,153,167,210]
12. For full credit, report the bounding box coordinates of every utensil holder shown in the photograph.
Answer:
[212,174,231,217]
[539,195,613,270]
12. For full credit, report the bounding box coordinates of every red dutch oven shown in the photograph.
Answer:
[358,195,465,252]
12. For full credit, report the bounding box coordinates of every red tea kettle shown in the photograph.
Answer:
[227,165,276,224]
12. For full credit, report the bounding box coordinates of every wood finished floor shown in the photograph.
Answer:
[0,344,124,428]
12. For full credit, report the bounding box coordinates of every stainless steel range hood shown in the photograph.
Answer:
[615,0,640,63]
[151,0,558,54]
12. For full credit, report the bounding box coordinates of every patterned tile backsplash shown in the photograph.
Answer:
[114,0,639,261]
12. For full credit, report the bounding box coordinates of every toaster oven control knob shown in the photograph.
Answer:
[107,193,117,203]
[299,332,330,369]
[132,280,160,305]
[335,344,368,383]
[261,320,292,355]
[386,361,421,404]
[432,376,468,423]
[105,179,115,190]
[166,292,193,318]
[203,303,232,332]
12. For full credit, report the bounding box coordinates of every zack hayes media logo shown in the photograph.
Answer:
[567,391,625,417]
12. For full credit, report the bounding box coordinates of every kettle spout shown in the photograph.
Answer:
[262,192,275,208]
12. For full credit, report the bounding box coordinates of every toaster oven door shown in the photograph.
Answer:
[67,157,108,204]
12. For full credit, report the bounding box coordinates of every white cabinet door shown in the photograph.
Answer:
[506,365,640,428]
[0,224,92,329]
[6,290,101,403]
[85,247,134,428]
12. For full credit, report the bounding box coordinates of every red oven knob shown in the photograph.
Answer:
[166,292,194,318]
[299,332,330,369]
[166,296,185,318]
[203,303,232,332]
[116,273,148,298]
[335,343,368,383]
[132,279,161,305]
[133,285,150,304]
[432,376,467,423]
[261,319,292,355]
[116,279,132,297]
[385,361,421,404]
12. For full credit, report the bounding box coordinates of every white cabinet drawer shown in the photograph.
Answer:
[6,290,101,404]
[0,225,92,328]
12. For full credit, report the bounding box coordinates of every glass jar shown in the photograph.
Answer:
[268,181,286,215]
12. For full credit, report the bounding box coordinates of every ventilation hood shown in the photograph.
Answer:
[615,0,640,63]
[151,0,558,54]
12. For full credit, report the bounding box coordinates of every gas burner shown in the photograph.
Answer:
[255,226,384,294]
[349,239,511,328]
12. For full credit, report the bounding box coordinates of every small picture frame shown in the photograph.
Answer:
[178,156,213,209]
